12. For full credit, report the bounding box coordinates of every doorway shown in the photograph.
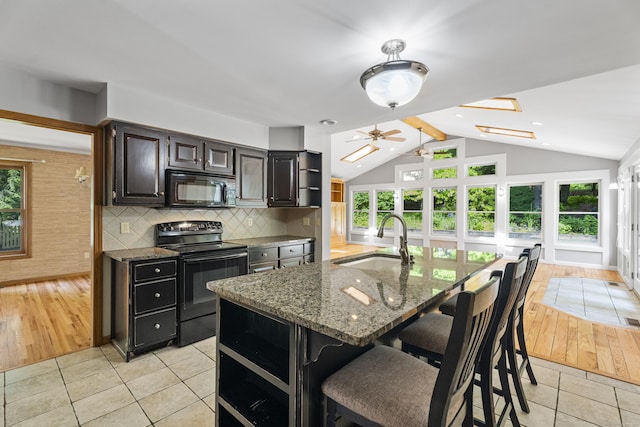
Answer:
[0,109,101,371]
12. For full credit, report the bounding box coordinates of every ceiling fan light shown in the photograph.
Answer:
[360,40,428,109]
[361,62,427,109]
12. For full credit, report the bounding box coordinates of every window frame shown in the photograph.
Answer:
[431,186,457,237]
[466,184,497,239]
[0,160,31,259]
[507,183,543,242]
[556,180,600,246]
[401,188,424,235]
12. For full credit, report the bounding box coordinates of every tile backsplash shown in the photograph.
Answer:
[102,206,293,251]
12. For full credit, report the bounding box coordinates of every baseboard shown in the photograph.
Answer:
[0,271,91,287]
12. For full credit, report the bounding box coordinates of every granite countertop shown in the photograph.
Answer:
[209,246,501,347]
[103,247,178,262]
[227,235,314,247]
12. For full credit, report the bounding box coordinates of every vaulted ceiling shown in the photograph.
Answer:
[1,0,639,180]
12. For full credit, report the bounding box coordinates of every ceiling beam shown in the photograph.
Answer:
[402,116,447,141]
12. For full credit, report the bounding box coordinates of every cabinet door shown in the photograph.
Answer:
[204,140,234,175]
[236,148,267,207]
[113,124,167,206]
[168,133,203,171]
[268,151,298,207]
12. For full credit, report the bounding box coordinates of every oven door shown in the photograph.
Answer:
[180,249,248,321]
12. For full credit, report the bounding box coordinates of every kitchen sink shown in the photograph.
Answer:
[335,255,404,272]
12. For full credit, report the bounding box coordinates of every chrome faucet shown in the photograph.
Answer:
[377,213,413,265]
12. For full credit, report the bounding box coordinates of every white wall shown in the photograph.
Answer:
[0,64,97,125]
[101,83,269,148]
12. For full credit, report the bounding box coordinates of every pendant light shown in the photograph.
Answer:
[360,39,428,110]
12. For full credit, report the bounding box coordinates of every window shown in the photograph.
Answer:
[401,169,423,182]
[352,191,370,230]
[376,190,395,230]
[402,189,423,232]
[432,188,456,235]
[468,163,496,176]
[433,167,457,179]
[0,162,29,257]
[558,182,599,243]
[433,148,457,160]
[467,186,496,237]
[509,184,542,240]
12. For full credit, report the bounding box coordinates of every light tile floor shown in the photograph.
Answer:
[3,339,640,426]
[542,278,640,328]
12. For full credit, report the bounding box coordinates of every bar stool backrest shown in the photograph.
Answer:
[515,244,541,312]
[429,274,500,426]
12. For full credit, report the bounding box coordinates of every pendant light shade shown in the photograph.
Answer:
[360,40,428,110]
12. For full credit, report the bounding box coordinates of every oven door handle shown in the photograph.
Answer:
[182,251,248,263]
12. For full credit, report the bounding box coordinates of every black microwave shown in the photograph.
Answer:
[166,171,236,208]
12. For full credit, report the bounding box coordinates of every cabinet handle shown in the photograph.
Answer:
[154,323,161,329]
[154,268,161,273]
[159,191,165,196]
[154,292,161,298]
[262,253,268,257]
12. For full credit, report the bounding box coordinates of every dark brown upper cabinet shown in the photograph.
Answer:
[168,133,234,176]
[107,122,167,206]
[267,150,321,208]
[235,147,268,207]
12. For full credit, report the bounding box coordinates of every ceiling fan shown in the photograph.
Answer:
[403,127,434,159]
[350,124,406,143]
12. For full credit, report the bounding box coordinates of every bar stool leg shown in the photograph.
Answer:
[506,323,530,413]
[516,306,538,385]
[478,355,497,427]
[497,352,521,427]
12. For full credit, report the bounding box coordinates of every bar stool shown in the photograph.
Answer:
[398,257,527,427]
[438,245,541,413]
[505,244,541,413]
[321,274,500,427]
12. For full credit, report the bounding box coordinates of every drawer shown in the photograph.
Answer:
[250,261,278,274]
[279,244,303,259]
[133,259,177,283]
[279,257,303,268]
[249,247,278,263]
[134,308,176,348]
[134,278,176,314]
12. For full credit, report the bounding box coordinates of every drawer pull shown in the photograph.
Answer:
[262,253,268,257]
[154,292,161,298]
[154,268,161,273]
[289,249,294,252]
[154,323,161,329]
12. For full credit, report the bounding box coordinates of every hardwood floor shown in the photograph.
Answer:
[331,243,640,385]
[0,275,92,372]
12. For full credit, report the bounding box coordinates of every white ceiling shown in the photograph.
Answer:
[1,0,639,180]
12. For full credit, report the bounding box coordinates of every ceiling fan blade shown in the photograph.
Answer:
[381,129,401,137]
[384,136,406,142]
[346,136,371,143]
[357,130,371,136]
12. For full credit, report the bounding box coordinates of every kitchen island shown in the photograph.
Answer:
[208,246,501,426]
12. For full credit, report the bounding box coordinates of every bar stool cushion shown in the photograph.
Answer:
[321,345,441,426]
[398,312,452,356]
